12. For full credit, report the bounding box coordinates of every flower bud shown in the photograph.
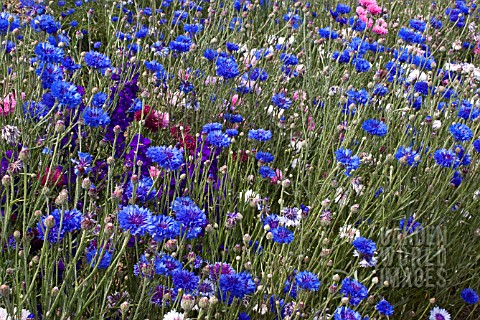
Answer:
[198,296,209,309]
[181,294,195,311]
[0,285,10,297]
[44,215,56,229]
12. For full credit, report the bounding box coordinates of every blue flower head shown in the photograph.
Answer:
[35,42,64,63]
[248,129,272,142]
[376,299,394,316]
[117,205,152,236]
[51,80,82,109]
[340,278,368,306]
[333,306,361,320]
[449,123,473,142]
[149,215,179,241]
[216,55,240,79]
[295,271,321,291]
[125,177,156,203]
[207,130,231,148]
[146,146,184,171]
[84,51,111,70]
[272,92,292,110]
[83,106,111,127]
[461,288,479,305]
[335,148,360,176]
[362,119,388,137]
[271,227,294,244]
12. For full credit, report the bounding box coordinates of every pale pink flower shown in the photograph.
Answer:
[474,44,480,55]
[367,4,382,15]
[359,0,377,6]
[270,169,283,184]
[231,94,240,106]
[308,115,315,131]
[0,92,16,116]
[149,166,161,179]
[372,25,388,35]
[356,6,367,16]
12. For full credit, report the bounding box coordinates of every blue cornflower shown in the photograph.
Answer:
[226,129,239,137]
[207,131,231,148]
[280,53,298,66]
[449,123,473,142]
[248,129,272,142]
[434,149,456,167]
[0,12,20,34]
[333,306,361,320]
[272,92,292,110]
[149,215,179,241]
[144,60,165,72]
[84,51,111,70]
[414,81,430,95]
[340,278,368,306]
[34,42,64,63]
[175,204,207,229]
[362,119,388,137]
[184,23,203,34]
[461,288,479,305]
[31,14,61,34]
[238,312,250,320]
[259,166,276,179]
[172,196,195,212]
[283,13,302,29]
[61,209,83,233]
[146,146,184,171]
[398,27,425,44]
[295,271,321,291]
[36,62,63,89]
[409,19,427,32]
[155,254,183,276]
[224,113,243,123]
[219,272,256,300]
[318,27,339,39]
[125,177,156,203]
[473,139,480,153]
[171,269,199,293]
[335,148,360,176]
[263,214,281,229]
[395,146,420,166]
[256,151,274,163]
[82,106,111,127]
[352,237,376,254]
[354,58,371,72]
[202,122,222,133]
[92,92,107,107]
[399,216,422,234]
[226,42,239,51]
[430,17,443,29]
[71,152,93,175]
[203,48,218,61]
[349,17,366,32]
[373,84,389,96]
[335,3,351,14]
[51,80,82,109]
[216,55,240,79]
[37,209,82,243]
[117,205,152,236]
[271,227,294,244]
[196,279,215,297]
[376,299,394,316]
[168,35,192,52]
[451,171,463,187]
[248,68,268,81]
[86,247,113,269]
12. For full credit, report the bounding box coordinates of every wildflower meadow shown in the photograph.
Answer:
[0,0,480,319]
